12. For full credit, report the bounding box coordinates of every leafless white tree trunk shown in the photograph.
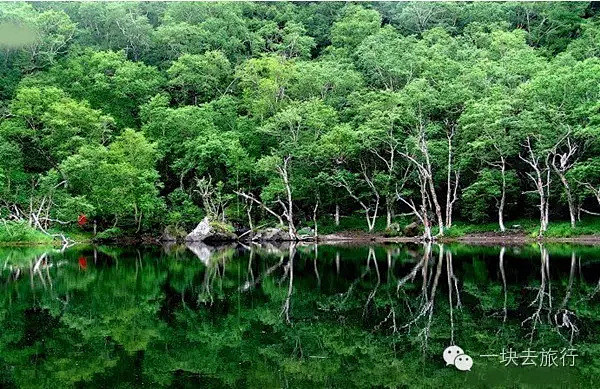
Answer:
[195,175,229,222]
[234,191,285,227]
[520,137,551,236]
[334,161,380,232]
[401,121,444,236]
[488,155,507,232]
[550,135,578,228]
[396,163,432,241]
[234,157,297,240]
[277,156,297,240]
[444,121,460,229]
[369,125,400,230]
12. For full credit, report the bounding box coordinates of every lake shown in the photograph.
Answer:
[1,242,599,388]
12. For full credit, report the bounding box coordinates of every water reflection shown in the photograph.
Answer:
[0,242,599,387]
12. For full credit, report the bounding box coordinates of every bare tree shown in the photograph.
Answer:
[444,120,460,229]
[550,134,578,228]
[368,123,400,229]
[333,160,380,232]
[400,125,445,237]
[520,136,552,236]
[235,155,297,240]
[396,166,432,241]
[195,175,230,222]
[277,156,297,239]
[234,191,285,227]
[488,154,508,232]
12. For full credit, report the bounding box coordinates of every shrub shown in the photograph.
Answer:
[95,227,124,240]
[0,221,52,243]
[209,220,235,234]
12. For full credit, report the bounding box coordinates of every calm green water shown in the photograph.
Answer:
[1,242,600,388]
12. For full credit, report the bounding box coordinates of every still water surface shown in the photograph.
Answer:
[1,242,600,388]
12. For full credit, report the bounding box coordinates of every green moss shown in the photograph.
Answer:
[209,221,235,234]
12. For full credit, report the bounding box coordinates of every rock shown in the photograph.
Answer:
[161,225,187,242]
[185,217,237,243]
[403,221,420,237]
[252,227,289,241]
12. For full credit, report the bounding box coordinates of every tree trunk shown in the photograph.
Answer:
[313,201,319,240]
[445,131,453,228]
[365,203,379,232]
[553,168,576,228]
[421,137,444,236]
[520,137,551,237]
[550,135,578,228]
[498,156,506,233]
[421,180,432,241]
[247,203,253,231]
[386,197,392,229]
[279,156,297,240]
[428,174,444,236]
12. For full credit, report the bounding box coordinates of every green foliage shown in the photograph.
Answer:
[3,1,600,240]
[1,243,600,387]
[209,220,235,234]
[95,227,123,240]
[167,51,232,105]
[0,221,52,243]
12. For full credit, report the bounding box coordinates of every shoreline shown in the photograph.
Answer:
[4,232,600,247]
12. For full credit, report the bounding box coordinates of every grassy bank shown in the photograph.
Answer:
[441,218,600,238]
[3,215,600,245]
[0,221,93,245]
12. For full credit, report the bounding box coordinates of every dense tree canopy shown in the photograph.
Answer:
[2,1,600,237]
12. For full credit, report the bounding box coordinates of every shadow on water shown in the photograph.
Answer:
[1,242,600,388]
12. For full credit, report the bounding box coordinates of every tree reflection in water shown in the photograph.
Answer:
[0,242,599,387]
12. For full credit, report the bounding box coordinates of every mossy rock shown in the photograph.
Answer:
[186,217,237,243]
[161,225,187,242]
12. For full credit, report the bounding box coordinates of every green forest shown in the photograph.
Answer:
[2,1,600,242]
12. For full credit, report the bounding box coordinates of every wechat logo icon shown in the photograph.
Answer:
[443,345,473,371]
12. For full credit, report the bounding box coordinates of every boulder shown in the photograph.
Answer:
[185,217,237,243]
[252,227,289,241]
[403,221,420,237]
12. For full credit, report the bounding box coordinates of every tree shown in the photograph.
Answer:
[517,56,600,230]
[28,49,164,128]
[0,3,76,72]
[235,55,295,120]
[460,90,520,231]
[60,129,164,230]
[1,86,115,172]
[330,5,381,53]
[167,51,233,105]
